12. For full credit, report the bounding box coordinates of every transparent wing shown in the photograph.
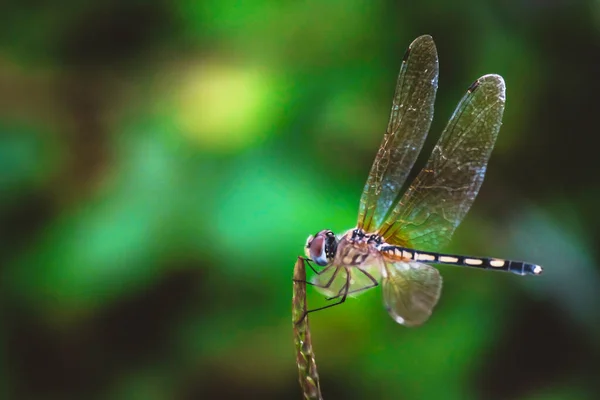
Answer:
[357,35,439,232]
[379,74,506,251]
[312,264,382,299]
[382,260,442,327]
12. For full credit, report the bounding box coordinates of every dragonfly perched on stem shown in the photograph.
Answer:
[297,35,543,327]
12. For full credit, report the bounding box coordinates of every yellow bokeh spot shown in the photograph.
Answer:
[175,61,275,152]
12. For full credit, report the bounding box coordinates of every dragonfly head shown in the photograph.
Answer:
[305,230,337,266]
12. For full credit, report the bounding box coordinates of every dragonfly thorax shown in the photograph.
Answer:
[305,230,338,266]
[350,228,383,246]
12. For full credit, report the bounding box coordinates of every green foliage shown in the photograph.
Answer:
[1,1,599,399]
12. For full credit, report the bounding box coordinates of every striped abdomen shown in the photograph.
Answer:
[379,245,543,276]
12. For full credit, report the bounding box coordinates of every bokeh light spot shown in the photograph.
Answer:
[174,62,278,152]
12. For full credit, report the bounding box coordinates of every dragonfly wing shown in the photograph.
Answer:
[379,74,506,251]
[357,35,439,232]
[312,264,382,299]
[382,260,442,326]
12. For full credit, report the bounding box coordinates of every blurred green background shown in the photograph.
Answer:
[1,1,599,399]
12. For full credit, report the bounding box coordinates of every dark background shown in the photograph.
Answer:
[1,1,599,399]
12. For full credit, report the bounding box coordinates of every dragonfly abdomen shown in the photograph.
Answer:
[379,245,543,276]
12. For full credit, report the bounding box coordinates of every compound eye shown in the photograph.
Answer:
[305,235,314,248]
[308,234,328,266]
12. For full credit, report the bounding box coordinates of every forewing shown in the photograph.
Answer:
[379,74,506,251]
[382,260,442,326]
[357,35,439,232]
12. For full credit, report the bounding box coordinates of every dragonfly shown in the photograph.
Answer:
[299,35,543,327]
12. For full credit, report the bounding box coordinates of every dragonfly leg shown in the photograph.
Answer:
[325,268,379,300]
[295,268,350,325]
[300,256,326,275]
[293,264,339,289]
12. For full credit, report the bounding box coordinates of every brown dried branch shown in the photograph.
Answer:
[292,257,323,400]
